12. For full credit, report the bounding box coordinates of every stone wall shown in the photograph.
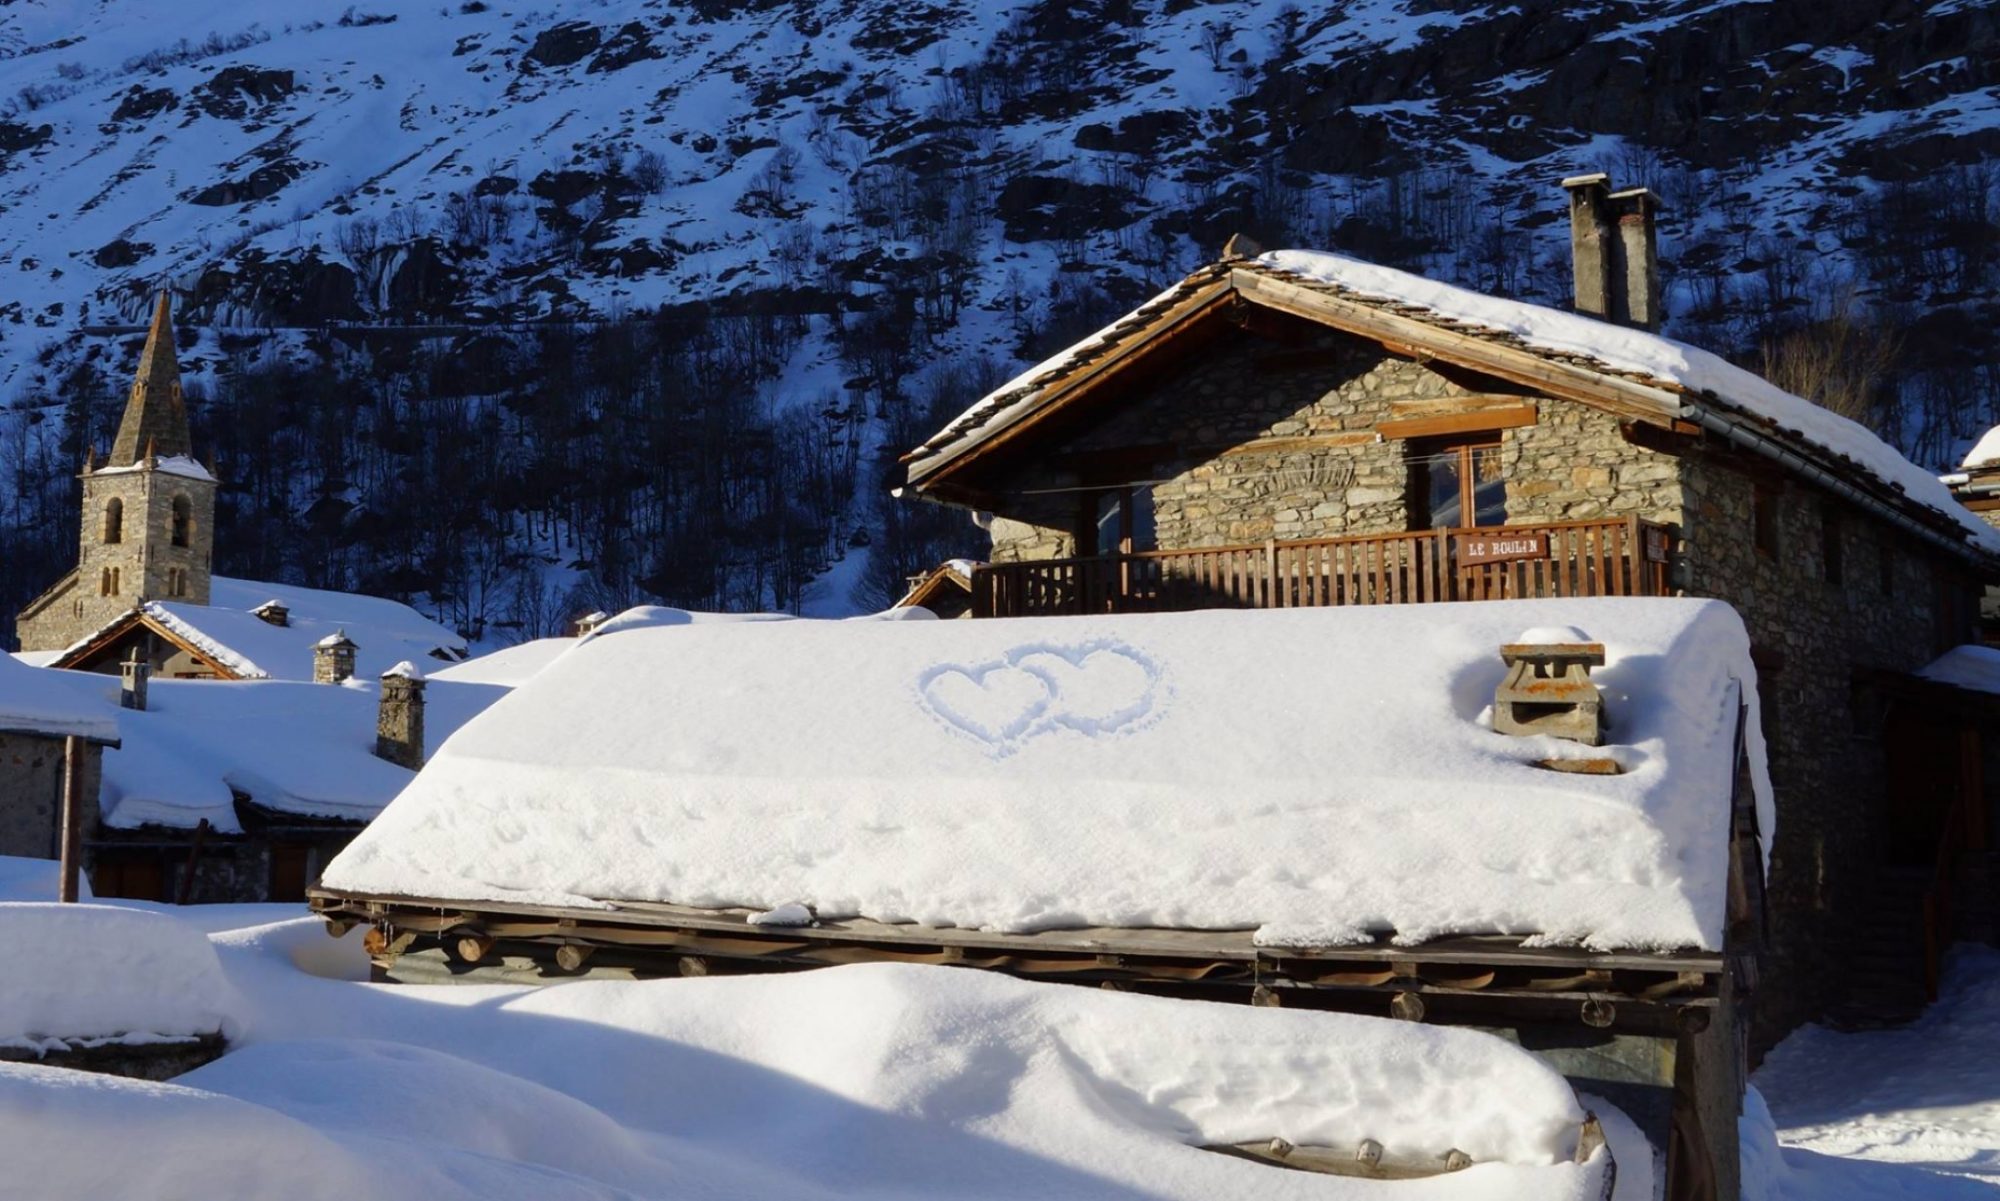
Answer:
[16,463,216,653]
[983,327,1683,561]
[0,733,101,863]
[1681,454,1980,1042]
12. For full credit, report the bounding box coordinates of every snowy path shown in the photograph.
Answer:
[1751,946,2000,1196]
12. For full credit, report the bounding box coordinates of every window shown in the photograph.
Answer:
[1752,483,1780,557]
[1410,437,1505,529]
[102,498,123,544]
[1083,487,1156,555]
[1820,503,1844,586]
[170,496,192,548]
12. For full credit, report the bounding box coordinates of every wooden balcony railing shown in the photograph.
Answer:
[971,517,1673,618]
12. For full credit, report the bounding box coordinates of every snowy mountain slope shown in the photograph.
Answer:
[0,0,1990,629]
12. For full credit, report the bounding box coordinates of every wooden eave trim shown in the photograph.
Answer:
[904,281,1234,489]
[1376,404,1538,441]
[51,610,244,681]
[1228,269,1684,428]
[308,886,1724,975]
[899,569,972,610]
[1962,496,2000,513]
[0,723,120,748]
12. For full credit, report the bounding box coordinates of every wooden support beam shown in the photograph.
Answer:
[455,934,495,964]
[1230,270,1683,428]
[1376,405,1538,441]
[555,943,594,972]
[58,736,83,904]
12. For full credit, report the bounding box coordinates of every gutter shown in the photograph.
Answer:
[1679,398,1996,568]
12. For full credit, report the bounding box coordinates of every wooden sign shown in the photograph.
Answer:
[1456,531,1548,564]
[1643,524,1671,564]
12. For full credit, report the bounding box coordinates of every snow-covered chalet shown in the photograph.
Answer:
[897,174,2000,1047]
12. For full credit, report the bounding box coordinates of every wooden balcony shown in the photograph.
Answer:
[971,517,1673,618]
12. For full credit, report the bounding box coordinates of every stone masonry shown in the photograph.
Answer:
[986,327,1681,561]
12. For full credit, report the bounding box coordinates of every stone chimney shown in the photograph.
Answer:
[572,610,611,637]
[375,661,427,770]
[1493,632,1606,746]
[1561,173,1662,332]
[252,599,290,627]
[119,647,150,711]
[313,630,357,684]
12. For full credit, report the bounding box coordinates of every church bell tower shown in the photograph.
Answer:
[15,291,218,651]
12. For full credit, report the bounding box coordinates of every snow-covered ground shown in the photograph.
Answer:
[2,876,1998,1198]
[1751,946,2000,1197]
[0,901,1620,1201]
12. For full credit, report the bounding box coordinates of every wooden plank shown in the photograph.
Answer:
[310,888,1722,973]
[906,282,1234,484]
[1214,432,1380,457]
[1386,394,1541,421]
[1230,270,1683,427]
[1375,405,1538,441]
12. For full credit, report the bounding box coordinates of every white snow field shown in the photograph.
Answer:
[0,909,1619,1201]
[325,597,1767,953]
[1751,946,2000,1196]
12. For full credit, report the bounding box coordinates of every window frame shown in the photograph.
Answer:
[1408,434,1507,530]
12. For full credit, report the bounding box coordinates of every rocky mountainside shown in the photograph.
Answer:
[0,0,1993,638]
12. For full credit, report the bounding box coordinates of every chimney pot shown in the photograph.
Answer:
[119,647,151,712]
[1561,173,1664,333]
[375,661,427,770]
[1493,635,1607,745]
[313,630,357,684]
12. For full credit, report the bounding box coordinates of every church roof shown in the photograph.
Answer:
[108,291,193,467]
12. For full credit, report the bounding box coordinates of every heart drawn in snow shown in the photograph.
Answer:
[919,662,1054,747]
[917,640,1166,756]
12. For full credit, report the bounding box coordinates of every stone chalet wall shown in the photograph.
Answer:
[984,328,1684,562]
[1681,455,1981,1041]
[0,732,103,863]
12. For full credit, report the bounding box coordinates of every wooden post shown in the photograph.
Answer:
[58,736,84,903]
[175,819,211,905]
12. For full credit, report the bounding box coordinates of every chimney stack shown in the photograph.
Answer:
[119,647,150,711]
[313,630,357,684]
[375,661,427,770]
[252,599,290,627]
[1561,173,1662,333]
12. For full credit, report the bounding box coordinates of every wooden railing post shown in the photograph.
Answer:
[59,735,83,903]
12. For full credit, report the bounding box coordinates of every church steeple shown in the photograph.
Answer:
[109,290,192,466]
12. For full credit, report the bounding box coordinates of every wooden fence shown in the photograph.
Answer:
[971,517,1672,618]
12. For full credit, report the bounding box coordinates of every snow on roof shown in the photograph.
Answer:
[103,575,469,682]
[1962,426,2000,472]
[428,638,577,687]
[381,660,425,681]
[1920,644,2000,694]
[1255,250,1998,554]
[88,454,215,482]
[0,904,236,1051]
[0,855,91,902]
[325,597,1767,953]
[0,656,506,831]
[909,250,1999,555]
[0,648,120,743]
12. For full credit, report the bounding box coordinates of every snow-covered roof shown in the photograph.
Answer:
[0,904,235,1051]
[9,661,505,832]
[428,638,577,687]
[907,250,2000,556]
[1920,644,2000,695]
[325,597,1768,954]
[88,454,215,482]
[61,575,467,682]
[1962,426,2000,473]
[0,648,120,743]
